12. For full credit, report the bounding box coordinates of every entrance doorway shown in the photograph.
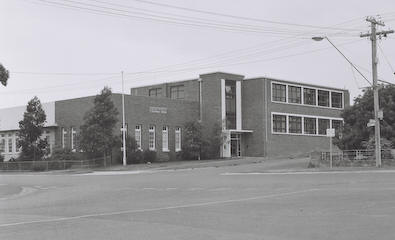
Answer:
[230,133,241,157]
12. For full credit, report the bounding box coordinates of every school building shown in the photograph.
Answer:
[0,72,349,162]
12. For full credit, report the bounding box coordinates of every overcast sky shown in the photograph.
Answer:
[0,0,394,108]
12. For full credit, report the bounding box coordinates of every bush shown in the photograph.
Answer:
[48,148,82,160]
[127,150,144,164]
[143,150,157,163]
[0,154,4,162]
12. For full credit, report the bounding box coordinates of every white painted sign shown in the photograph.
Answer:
[326,128,335,137]
[367,119,375,127]
[149,107,167,114]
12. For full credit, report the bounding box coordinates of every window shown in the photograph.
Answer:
[288,86,301,104]
[273,115,287,133]
[71,127,76,151]
[303,88,316,105]
[175,127,181,152]
[170,85,185,99]
[318,90,330,107]
[149,88,162,97]
[0,137,5,153]
[304,117,316,134]
[135,125,142,150]
[15,133,20,153]
[162,126,169,152]
[289,116,302,134]
[225,80,236,129]
[331,92,343,108]
[272,83,286,102]
[318,119,330,135]
[148,126,155,150]
[62,128,67,149]
[332,120,343,137]
[8,134,13,153]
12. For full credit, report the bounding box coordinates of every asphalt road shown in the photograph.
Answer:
[1,162,395,240]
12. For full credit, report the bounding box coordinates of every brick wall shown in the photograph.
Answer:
[55,94,199,161]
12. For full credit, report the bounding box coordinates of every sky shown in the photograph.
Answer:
[0,0,394,108]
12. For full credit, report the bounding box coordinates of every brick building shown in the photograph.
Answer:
[0,72,349,161]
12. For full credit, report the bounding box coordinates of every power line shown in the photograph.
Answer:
[128,0,363,32]
[377,42,395,77]
[29,0,323,37]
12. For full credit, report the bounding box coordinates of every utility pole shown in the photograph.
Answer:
[121,71,127,166]
[360,17,394,167]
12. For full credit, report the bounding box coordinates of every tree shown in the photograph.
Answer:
[0,63,9,86]
[335,85,395,150]
[181,121,203,160]
[18,96,48,160]
[79,87,119,158]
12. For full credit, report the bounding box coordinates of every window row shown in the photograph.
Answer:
[148,85,185,100]
[272,82,343,108]
[61,127,77,151]
[0,133,20,154]
[135,125,181,152]
[272,114,343,136]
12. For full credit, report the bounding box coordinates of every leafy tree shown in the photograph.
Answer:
[181,121,203,160]
[18,96,48,161]
[335,85,395,149]
[79,87,119,158]
[0,63,9,86]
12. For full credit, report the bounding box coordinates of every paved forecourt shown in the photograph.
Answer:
[1,164,395,240]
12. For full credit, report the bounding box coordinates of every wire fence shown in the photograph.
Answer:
[319,149,395,167]
[0,158,105,172]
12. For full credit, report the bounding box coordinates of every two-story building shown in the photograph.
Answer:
[0,72,349,161]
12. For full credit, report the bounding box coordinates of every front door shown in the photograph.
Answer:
[230,133,241,157]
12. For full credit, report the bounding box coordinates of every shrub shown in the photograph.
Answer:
[127,149,144,164]
[0,154,4,162]
[143,150,157,163]
[48,148,82,160]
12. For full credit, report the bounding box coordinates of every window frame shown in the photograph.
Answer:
[170,85,185,100]
[175,127,181,152]
[272,83,287,102]
[135,125,142,150]
[271,81,344,110]
[148,125,156,151]
[271,112,343,136]
[162,126,169,152]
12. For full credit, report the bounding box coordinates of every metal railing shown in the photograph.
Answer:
[0,158,105,172]
[320,149,395,167]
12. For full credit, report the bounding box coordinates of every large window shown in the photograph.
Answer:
[304,117,316,134]
[148,126,155,150]
[149,88,162,98]
[162,126,169,152]
[135,125,142,150]
[332,120,343,137]
[175,127,181,152]
[289,116,302,134]
[272,83,286,102]
[318,119,330,135]
[273,115,287,133]
[331,92,343,108]
[318,90,330,107]
[170,85,185,100]
[303,88,316,105]
[15,133,20,153]
[8,134,13,153]
[71,127,76,151]
[288,86,301,104]
[225,80,236,129]
[0,134,5,153]
[62,128,67,149]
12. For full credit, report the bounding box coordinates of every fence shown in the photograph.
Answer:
[0,158,105,172]
[319,149,395,167]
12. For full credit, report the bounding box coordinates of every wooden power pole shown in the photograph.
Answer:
[360,17,394,167]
